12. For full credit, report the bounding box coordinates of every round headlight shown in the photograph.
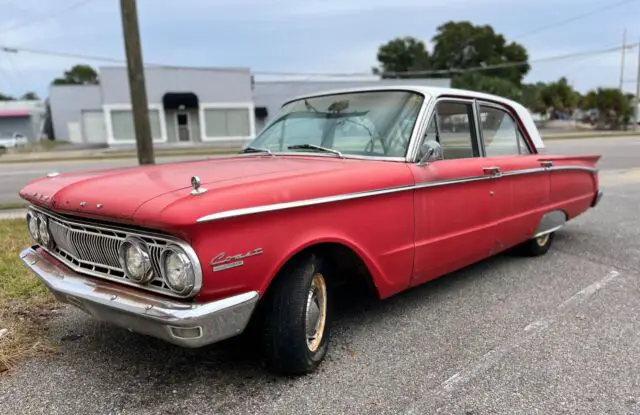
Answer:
[36,214,53,248]
[161,245,195,295]
[118,237,153,283]
[27,212,39,242]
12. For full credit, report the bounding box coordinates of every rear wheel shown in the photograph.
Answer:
[263,253,332,375]
[517,232,555,257]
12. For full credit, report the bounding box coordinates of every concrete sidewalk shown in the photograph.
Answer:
[0,208,26,220]
[0,143,242,164]
[1,131,638,165]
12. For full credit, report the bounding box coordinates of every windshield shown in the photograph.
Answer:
[248,90,424,158]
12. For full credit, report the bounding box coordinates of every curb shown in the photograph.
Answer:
[0,148,240,165]
[1,133,639,164]
[542,132,640,140]
[0,209,26,221]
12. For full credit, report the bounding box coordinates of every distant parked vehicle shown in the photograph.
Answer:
[0,132,28,152]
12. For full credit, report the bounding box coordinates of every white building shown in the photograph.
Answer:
[0,100,47,142]
[49,66,451,146]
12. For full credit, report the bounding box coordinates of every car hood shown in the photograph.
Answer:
[20,155,413,227]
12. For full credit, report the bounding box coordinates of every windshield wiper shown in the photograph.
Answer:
[287,144,344,158]
[240,146,274,156]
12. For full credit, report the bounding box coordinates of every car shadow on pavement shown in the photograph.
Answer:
[42,245,541,398]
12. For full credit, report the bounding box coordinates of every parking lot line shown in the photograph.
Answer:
[437,269,621,395]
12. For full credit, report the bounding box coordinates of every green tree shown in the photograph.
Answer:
[581,88,633,130]
[372,36,431,78]
[52,64,99,85]
[520,82,548,116]
[429,21,530,85]
[452,72,521,101]
[0,92,15,101]
[539,77,581,119]
[20,91,40,100]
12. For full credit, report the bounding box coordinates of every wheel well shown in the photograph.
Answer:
[264,242,379,301]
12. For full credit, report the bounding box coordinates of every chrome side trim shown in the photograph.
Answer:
[28,205,203,299]
[548,165,598,173]
[501,167,548,177]
[533,210,567,238]
[197,183,416,222]
[20,246,258,348]
[591,189,603,207]
[196,165,599,223]
[413,173,494,190]
[533,225,563,238]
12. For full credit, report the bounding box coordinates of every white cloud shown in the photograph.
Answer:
[0,0,638,97]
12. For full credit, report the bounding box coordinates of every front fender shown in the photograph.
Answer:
[188,191,415,302]
[257,229,388,297]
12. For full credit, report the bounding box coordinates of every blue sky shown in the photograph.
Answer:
[0,0,639,99]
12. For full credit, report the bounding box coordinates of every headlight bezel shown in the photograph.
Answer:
[26,211,40,242]
[118,236,154,284]
[36,213,54,249]
[160,244,196,296]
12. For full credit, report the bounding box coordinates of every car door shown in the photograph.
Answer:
[474,100,551,250]
[409,98,504,287]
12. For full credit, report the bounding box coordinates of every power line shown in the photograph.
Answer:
[0,0,97,35]
[513,0,639,40]
[0,41,637,78]
[373,44,639,78]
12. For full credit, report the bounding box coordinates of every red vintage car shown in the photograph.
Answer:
[19,86,603,375]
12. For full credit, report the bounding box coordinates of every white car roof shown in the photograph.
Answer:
[284,85,545,150]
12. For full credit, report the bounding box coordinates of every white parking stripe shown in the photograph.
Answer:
[437,270,621,395]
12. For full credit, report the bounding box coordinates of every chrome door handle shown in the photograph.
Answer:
[540,161,553,168]
[482,166,501,176]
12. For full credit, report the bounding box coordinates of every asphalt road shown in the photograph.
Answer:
[0,135,638,205]
[0,155,208,205]
[1,136,639,414]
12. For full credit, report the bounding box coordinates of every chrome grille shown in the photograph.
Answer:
[31,206,199,298]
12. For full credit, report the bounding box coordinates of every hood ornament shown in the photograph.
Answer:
[46,172,60,178]
[190,176,207,195]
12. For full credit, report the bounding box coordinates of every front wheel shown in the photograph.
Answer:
[263,253,332,375]
[517,232,555,257]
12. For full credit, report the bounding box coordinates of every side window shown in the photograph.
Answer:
[419,101,478,160]
[478,104,530,156]
[517,130,532,154]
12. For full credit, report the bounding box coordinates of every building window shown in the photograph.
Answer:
[110,109,162,141]
[203,108,251,138]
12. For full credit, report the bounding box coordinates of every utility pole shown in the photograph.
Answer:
[635,40,640,132]
[119,0,154,165]
[619,27,627,92]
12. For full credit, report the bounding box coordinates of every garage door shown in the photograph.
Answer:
[81,110,107,143]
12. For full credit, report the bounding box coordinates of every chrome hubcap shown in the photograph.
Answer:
[536,233,550,247]
[305,273,327,352]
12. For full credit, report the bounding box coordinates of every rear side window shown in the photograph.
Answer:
[478,105,530,156]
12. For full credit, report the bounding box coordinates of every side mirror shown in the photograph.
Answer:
[418,140,443,165]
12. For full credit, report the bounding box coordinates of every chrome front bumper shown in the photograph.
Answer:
[20,246,259,348]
